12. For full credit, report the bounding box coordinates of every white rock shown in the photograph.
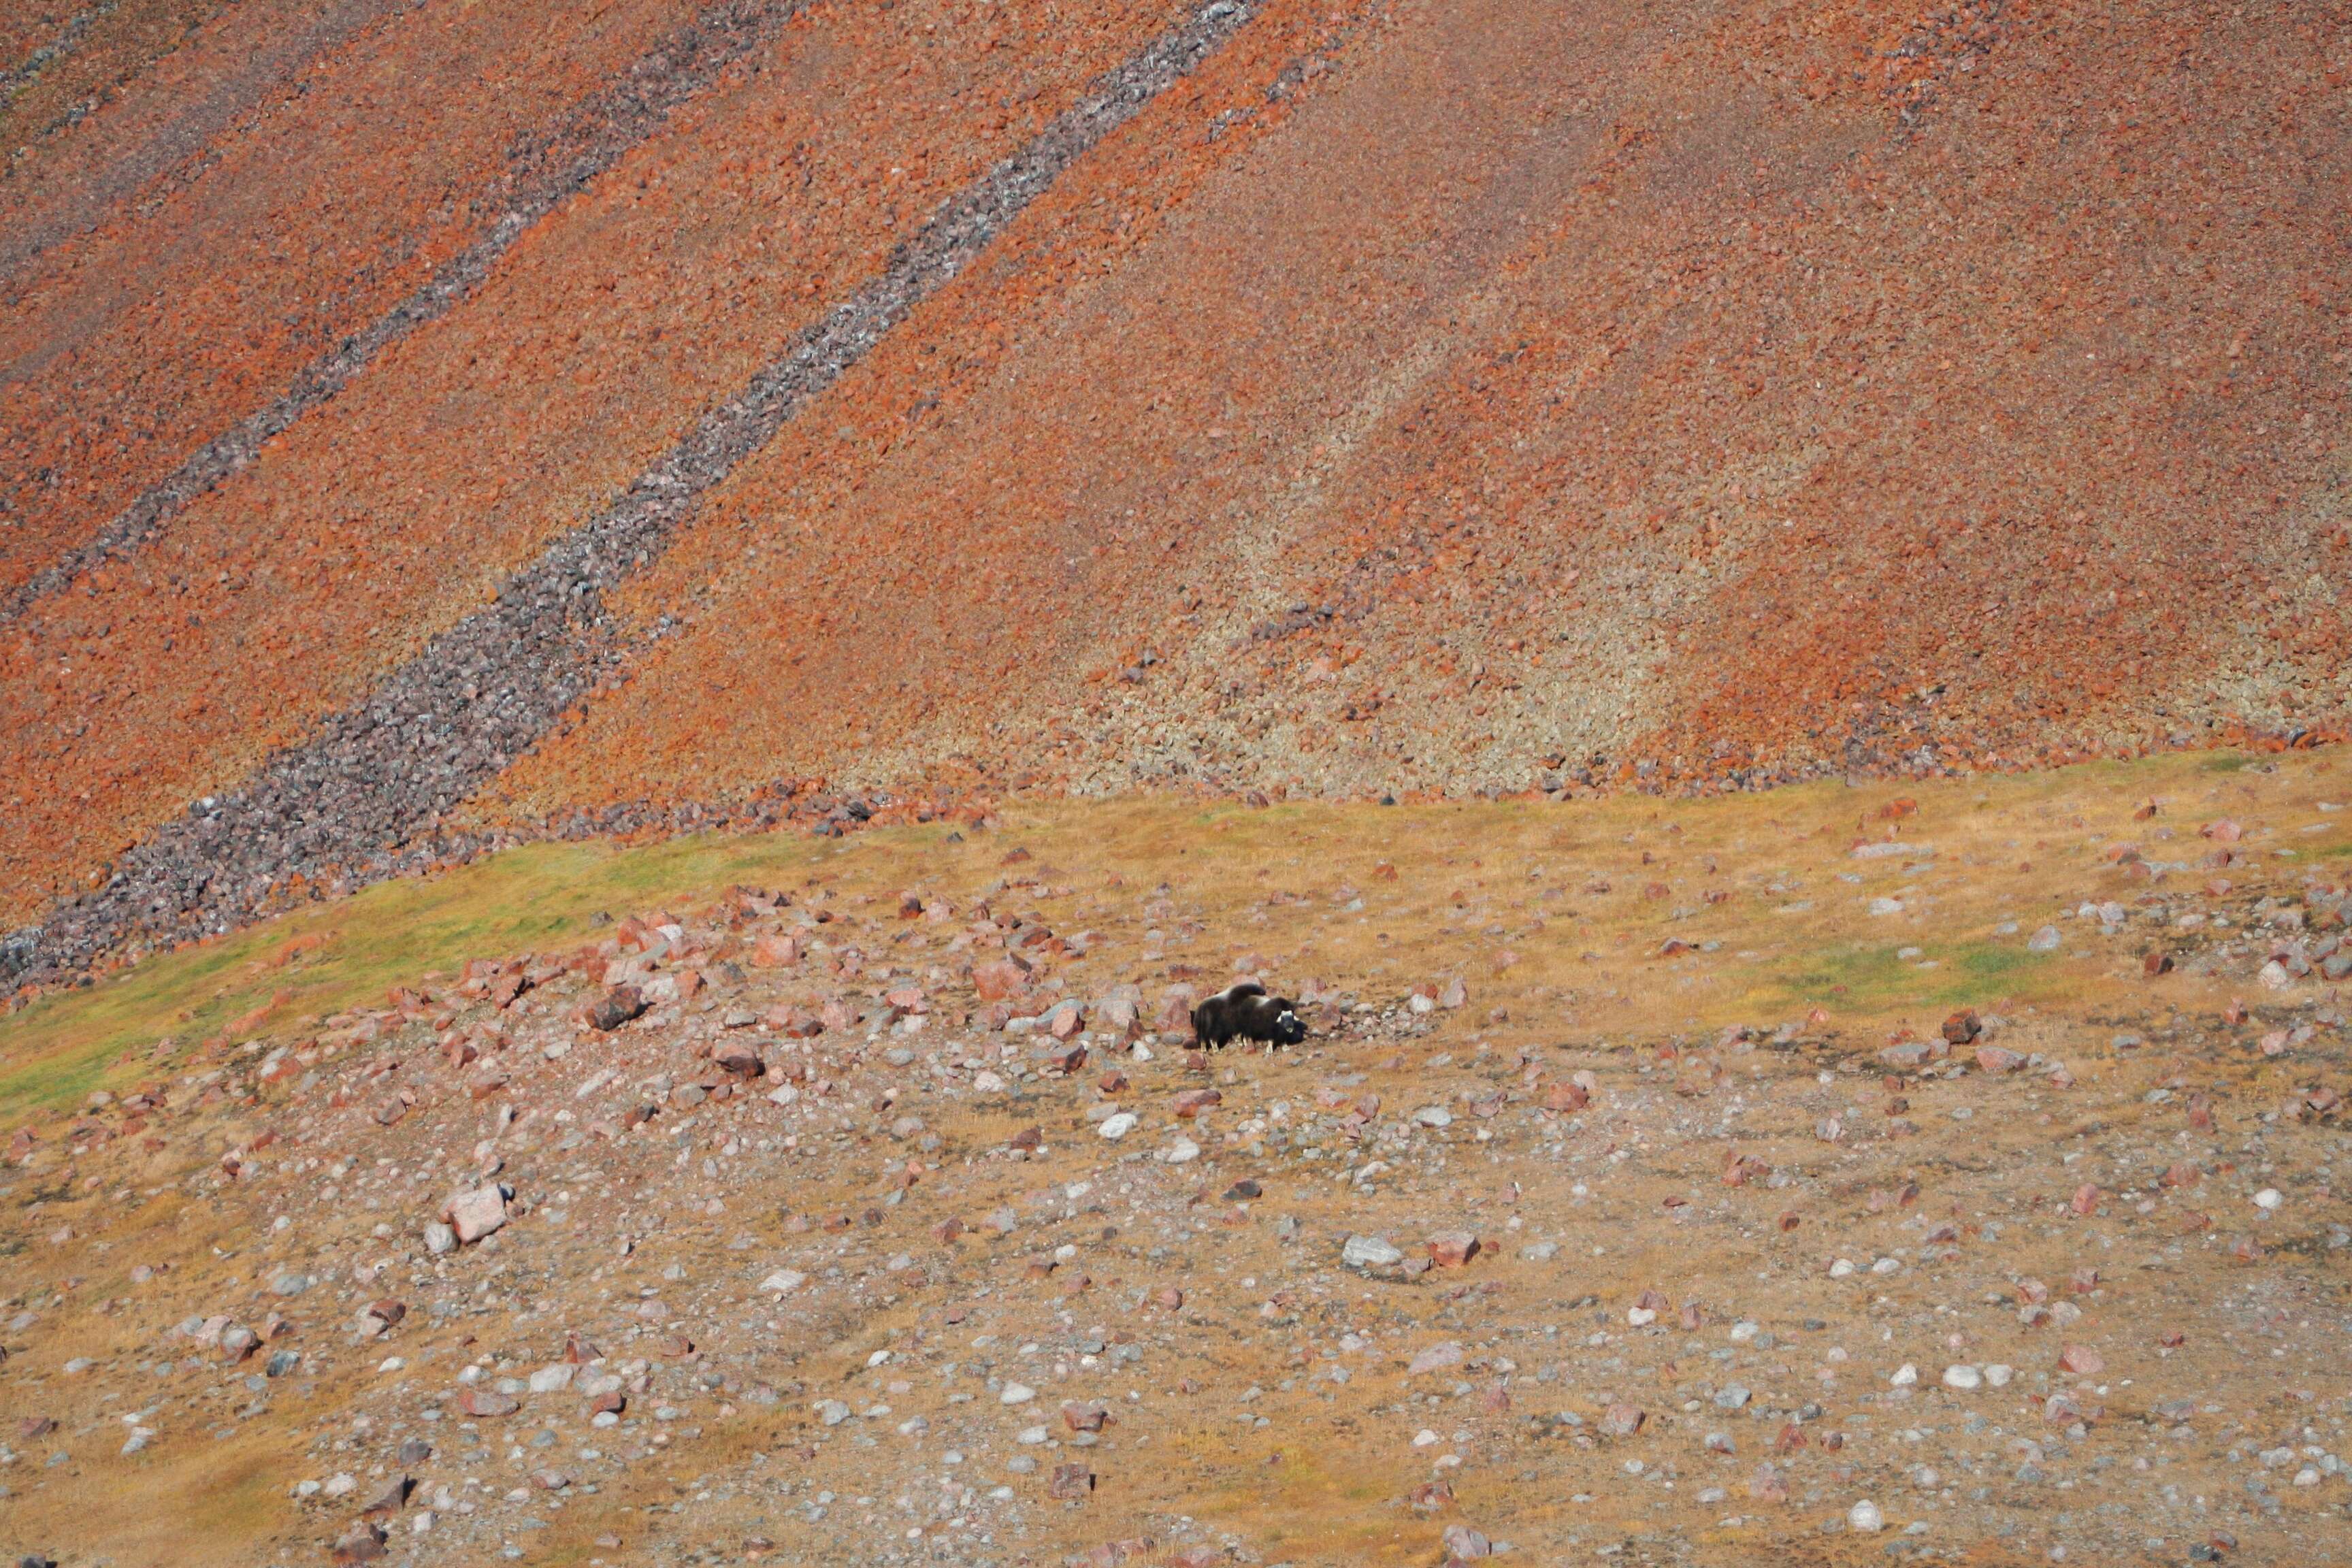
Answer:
[1412,1105,1453,1128]
[1828,1258,1857,1279]
[1853,842,1935,860]
[1889,1364,1918,1387]
[1942,1365,1982,1391]
[2259,959,2291,990]
[1097,1113,1139,1141]
[2027,926,2061,952]
[1161,1138,1200,1164]
[423,1222,457,1256]
[1848,1499,1884,1533]
[1984,1363,2014,1388]
[760,1270,808,1295]
[1871,1256,1903,1275]
[323,1473,357,1499]
[1627,1307,1657,1326]
[972,1071,1008,1094]
[1342,1235,1404,1269]
[2254,1188,2283,1211]
[527,1365,574,1394]
[813,1399,851,1426]
[1000,1384,1036,1405]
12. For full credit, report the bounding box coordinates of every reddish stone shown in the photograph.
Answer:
[1173,1088,1222,1118]
[585,985,647,1031]
[972,960,1030,1002]
[750,932,802,968]
[711,1042,764,1077]
[459,1388,519,1418]
[1426,1231,1480,1268]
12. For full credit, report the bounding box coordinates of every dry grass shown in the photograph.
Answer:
[10,747,2340,1125]
[3,747,2345,1566]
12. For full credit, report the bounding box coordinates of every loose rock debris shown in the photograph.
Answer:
[2,768,2351,1567]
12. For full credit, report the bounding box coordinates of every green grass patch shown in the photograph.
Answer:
[0,828,840,1123]
[1754,939,2056,1016]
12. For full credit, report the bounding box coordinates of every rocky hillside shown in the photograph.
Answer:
[0,755,2349,1567]
[3,0,2349,981]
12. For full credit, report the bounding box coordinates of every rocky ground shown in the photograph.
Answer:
[2,751,2347,1567]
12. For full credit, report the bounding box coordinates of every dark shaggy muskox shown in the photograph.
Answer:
[1190,981,1307,1050]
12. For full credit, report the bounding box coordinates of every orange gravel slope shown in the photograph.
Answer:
[0,0,717,590]
[5,0,2350,934]
[0,0,1196,921]
[496,0,2351,824]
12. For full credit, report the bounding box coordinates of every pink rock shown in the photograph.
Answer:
[1407,1341,1465,1376]
[1976,1046,2027,1074]
[1601,1403,1646,1437]
[1173,1088,1222,1118]
[1154,987,1198,1034]
[1440,1524,1491,1558]
[446,1186,508,1244]
[2059,1345,2104,1376]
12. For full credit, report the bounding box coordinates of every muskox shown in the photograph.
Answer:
[1190,981,1307,1050]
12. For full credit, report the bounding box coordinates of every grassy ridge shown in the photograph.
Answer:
[4,747,2340,1126]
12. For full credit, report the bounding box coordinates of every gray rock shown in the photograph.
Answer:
[1342,1235,1404,1268]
